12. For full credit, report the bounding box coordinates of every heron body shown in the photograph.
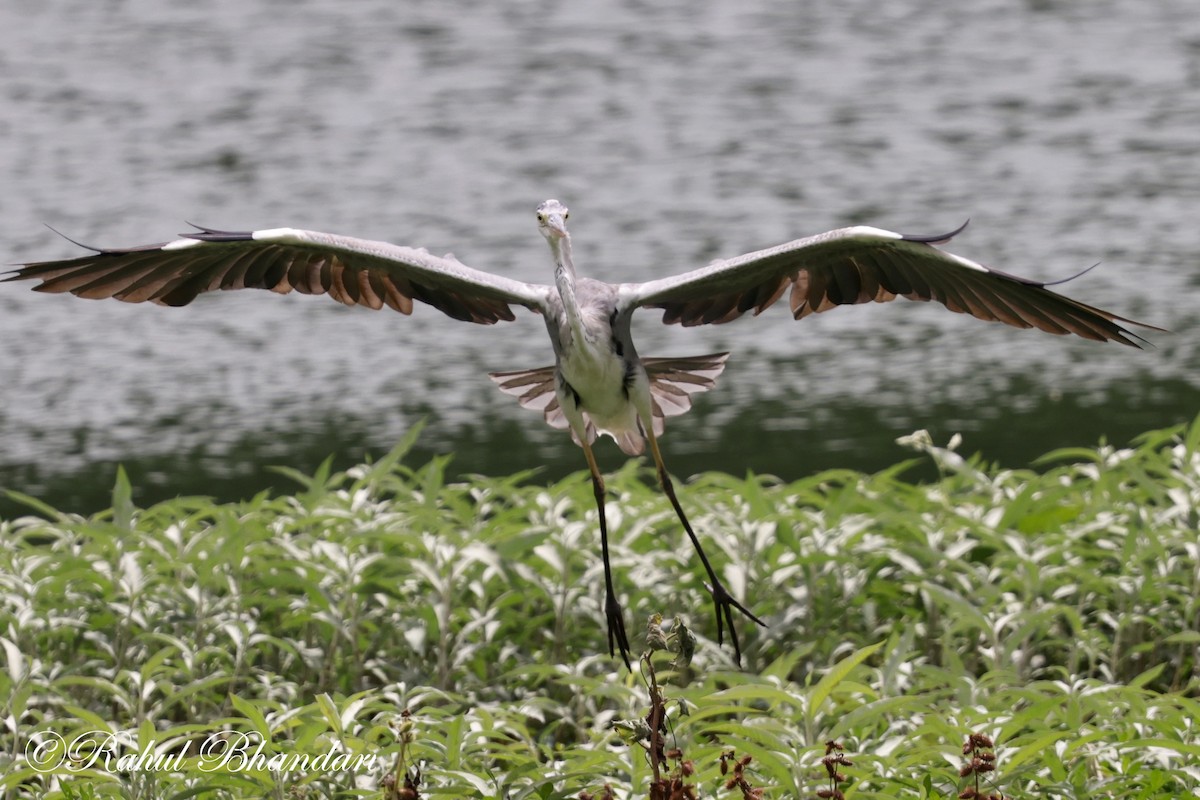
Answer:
[555,316,647,456]
[5,198,1161,668]
[542,202,656,457]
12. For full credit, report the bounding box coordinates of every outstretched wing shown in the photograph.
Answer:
[618,223,1160,347]
[5,226,553,324]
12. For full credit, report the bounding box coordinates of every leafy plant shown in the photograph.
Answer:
[1,415,1198,798]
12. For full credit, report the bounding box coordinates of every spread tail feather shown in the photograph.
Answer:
[488,352,730,453]
[640,352,730,438]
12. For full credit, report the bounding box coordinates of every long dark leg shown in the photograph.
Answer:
[580,437,632,669]
[643,425,764,665]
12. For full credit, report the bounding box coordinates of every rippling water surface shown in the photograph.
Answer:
[1,0,1197,513]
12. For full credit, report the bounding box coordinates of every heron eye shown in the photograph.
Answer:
[564,212,569,220]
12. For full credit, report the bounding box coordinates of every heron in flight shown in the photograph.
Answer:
[5,199,1158,668]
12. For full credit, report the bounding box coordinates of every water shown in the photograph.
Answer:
[1,0,1197,515]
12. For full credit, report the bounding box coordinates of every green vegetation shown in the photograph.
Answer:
[2,417,1198,799]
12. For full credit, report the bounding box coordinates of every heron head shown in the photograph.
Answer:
[536,199,570,240]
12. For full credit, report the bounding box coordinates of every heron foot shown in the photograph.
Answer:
[706,579,765,666]
[606,590,632,670]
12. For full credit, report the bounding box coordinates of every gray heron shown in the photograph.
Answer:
[5,199,1159,668]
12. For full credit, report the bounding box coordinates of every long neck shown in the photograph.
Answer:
[550,234,585,337]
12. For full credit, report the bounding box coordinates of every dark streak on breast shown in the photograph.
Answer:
[560,376,583,410]
[609,310,624,357]
[621,360,635,399]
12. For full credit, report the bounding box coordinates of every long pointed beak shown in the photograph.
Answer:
[544,214,568,238]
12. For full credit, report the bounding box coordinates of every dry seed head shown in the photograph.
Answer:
[646,614,669,651]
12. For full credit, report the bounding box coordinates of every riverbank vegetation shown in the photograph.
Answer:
[2,417,1197,798]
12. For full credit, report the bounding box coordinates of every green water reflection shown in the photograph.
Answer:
[3,374,1192,519]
